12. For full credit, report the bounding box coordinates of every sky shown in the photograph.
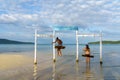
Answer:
[0,0,120,44]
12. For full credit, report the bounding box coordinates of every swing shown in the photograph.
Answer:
[82,54,94,58]
[55,46,65,49]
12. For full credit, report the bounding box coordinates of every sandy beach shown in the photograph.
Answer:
[0,54,33,70]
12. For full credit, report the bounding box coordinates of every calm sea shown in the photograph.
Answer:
[0,44,119,55]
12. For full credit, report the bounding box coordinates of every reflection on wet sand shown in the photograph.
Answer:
[81,57,93,80]
[100,64,104,79]
[75,62,79,80]
[85,57,95,80]
[85,62,91,80]
[33,57,104,80]
[33,64,37,80]
[84,57,104,80]
[52,62,56,80]
[52,59,93,80]
[52,62,64,80]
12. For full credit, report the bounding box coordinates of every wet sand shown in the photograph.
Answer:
[0,52,120,80]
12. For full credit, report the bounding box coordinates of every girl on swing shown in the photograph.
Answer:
[83,44,91,63]
[53,37,63,56]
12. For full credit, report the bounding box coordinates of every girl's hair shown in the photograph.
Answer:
[86,44,90,49]
[56,37,59,40]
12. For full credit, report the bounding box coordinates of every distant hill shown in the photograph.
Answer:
[89,40,120,44]
[0,39,33,44]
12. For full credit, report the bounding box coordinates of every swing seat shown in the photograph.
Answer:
[55,46,65,49]
[82,54,94,58]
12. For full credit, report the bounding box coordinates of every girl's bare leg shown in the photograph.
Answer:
[57,49,60,56]
[59,50,62,56]
[86,57,90,64]
[57,49,62,56]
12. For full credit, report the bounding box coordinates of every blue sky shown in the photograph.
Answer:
[0,0,120,44]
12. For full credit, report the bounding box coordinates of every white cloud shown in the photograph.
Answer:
[0,0,119,27]
[0,0,120,41]
[0,14,17,23]
[95,0,105,5]
[0,14,38,26]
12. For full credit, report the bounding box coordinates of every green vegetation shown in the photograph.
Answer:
[0,39,33,44]
[89,40,120,44]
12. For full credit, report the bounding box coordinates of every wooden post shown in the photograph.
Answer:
[100,32,103,64]
[53,30,56,62]
[76,30,79,62]
[34,29,37,64]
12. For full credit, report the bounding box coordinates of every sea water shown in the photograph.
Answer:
[0,44,119,54]
[0,44,120,59]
